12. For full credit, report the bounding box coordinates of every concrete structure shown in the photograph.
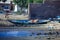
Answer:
[0,0,18,13]
[29,0,60,19]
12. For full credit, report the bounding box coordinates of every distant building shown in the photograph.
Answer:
[0,0,18,13]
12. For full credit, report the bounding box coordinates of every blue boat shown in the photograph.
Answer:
[8,20,50,25]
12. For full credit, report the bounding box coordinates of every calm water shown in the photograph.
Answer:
[0,27,60,40]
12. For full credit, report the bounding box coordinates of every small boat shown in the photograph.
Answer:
[8,19,50,25]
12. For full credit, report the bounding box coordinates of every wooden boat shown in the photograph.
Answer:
[8,19,50,25]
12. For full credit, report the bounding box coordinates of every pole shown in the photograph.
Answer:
[28,0,30,19]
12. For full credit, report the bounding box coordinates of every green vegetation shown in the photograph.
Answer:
[13,0,43,14]
[30,0,43,3]
[13,0,28,8]
[13,0,43,8]
[13,0,28,14]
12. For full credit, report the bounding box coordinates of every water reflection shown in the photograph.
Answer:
[0,30,60,37]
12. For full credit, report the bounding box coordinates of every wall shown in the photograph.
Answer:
[29,2,60,19]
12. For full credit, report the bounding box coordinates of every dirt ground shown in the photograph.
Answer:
[0,14,28,20]
[0,14,28,27]
[0,14,60,29]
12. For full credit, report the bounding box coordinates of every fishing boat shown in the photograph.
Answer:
[8,19,50,25]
